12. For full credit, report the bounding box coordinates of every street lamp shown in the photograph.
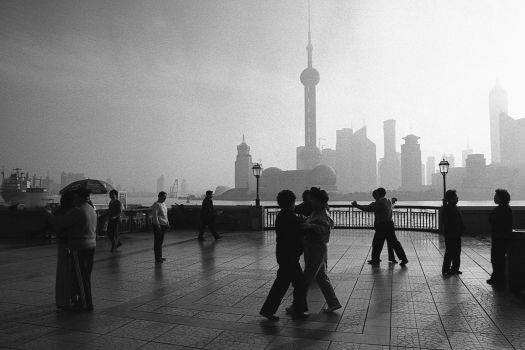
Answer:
[252,163,262,207]
[439,159,450,205]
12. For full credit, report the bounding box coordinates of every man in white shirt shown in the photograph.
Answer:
[152,191,169,263]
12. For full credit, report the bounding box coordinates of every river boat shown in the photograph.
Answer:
[1,168,48,207]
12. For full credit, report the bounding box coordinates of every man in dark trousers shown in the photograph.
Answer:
[260,190,307,321]
[198,190,221,241]
[352,187,408,265]
[152,191,169,263]
[107,189,123,252]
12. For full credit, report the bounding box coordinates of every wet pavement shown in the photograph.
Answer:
[1,229,524,349]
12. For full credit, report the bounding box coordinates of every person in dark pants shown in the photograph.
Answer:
[198,190,221,241]
[107,189,123,252]
[295,190,313,217]
[54,191,75,310]
[487,189,513,286]
[152,191,169,263]
[353,188,408,265]
[55,188,97,312]
[442,189,464,276]
[260,190,308,321]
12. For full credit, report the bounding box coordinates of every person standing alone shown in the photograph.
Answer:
[442,189,464,276]
[107,190,123,252]
[198,190,221,241]
[487,189,513,286]
[152,191,169,263]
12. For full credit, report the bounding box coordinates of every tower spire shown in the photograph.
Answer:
[307,0,313,68]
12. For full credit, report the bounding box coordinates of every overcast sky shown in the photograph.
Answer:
[1,0,524,192]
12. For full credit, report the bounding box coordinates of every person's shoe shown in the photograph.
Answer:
[323,304,342,313]
[451,270,462,275]
[285,305,295,315]
[399,260,408,266]
[155,259,164,263]
[443,270,451,276]
[259,311,279,321]
[198,236,205,242]
[214,235,222,240]
[291,311,310,320]
[389,259,398,264]
[368,260,380,265]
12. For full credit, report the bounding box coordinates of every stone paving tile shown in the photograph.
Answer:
[1,230,525,350]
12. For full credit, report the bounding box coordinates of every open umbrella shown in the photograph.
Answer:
[59,179,115,195]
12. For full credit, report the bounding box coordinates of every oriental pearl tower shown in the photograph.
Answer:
[296,0,322,170]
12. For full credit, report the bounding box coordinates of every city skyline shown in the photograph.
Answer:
[2,1,525,192]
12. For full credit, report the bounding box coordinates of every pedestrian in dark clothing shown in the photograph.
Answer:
[107,189,123,252]
[260,190,308,321]
[152,191,169,263]
[54,191,75,310]
[353,188,408,265]
[487,189,513,286]
[295,190,313,217]
[55,188,97,312]
[198,190,221,241]
[442,189,464,276]
[300,187,342,313]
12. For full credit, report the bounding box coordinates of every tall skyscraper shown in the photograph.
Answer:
[489,81,508,164]
[235,135,255,191]
[401,134,422,191]
[378,119,401,190]
[296,2,321,170]
[499,113,525,165]
[426,156,435,186]
[156,175,165,193]
[335,127,376,193]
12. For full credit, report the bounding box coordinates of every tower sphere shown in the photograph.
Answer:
[300,67,320,86]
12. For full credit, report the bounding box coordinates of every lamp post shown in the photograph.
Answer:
[439,159,450,206]
[252,163,262,207]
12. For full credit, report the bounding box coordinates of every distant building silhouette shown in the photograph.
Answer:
[296,6,321,170]
[463,154,490,191]
[461,148,472,167]
[426,156,435,186]
[336,127,376,193]
[156,175,165,194]
[320,148,336,169]
[442,154,456,168]
[401,135,422,191]
[499,113,525,166]
[378,119,401,190]
[260,165,336,199]
[489,81,508,164]
[235,136,255,192]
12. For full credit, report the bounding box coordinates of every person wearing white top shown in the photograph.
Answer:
[151,191,169,263]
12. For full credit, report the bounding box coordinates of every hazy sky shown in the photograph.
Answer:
[2,0,525,192]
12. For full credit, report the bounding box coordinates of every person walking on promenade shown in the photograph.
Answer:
[55,188,97,312]
[299,187,342,313]
[107,189,123,252]
[487,189,513,286]
[441,189,464,276]
[152,191,169,263]
[260,190,308,321]
[198,190,221,241]
[54,191,75,310]
[295,189,313,217]
[352,188,408,266]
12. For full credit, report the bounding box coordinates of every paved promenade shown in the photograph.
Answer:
[1,229,524,349]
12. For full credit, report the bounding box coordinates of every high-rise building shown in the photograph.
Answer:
[499,113,525,165]
[335,128,353,192]
[335,127,376,193]
[156,175,165,194]
[426,156,435,186]
[235,135,255,192]
[461,147,473,167]
[463,154,489,191]
[401,134,422,191]
[489,81,508,164]
[296,3,321,170]
[320,148,336,169]
[378,119,401,190]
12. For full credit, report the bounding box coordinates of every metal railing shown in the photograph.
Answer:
[264,205,440,232]
[96,208,152,234]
